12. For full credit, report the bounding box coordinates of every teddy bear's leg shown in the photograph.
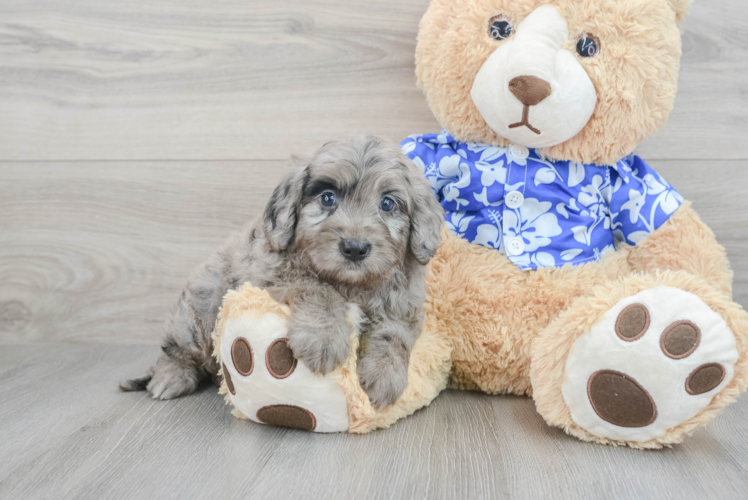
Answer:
[213,283,453,434]
[530,271,748,448]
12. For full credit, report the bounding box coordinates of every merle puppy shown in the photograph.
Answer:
[120,136,444,409]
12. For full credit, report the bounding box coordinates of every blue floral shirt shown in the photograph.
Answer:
[401,132,684,270]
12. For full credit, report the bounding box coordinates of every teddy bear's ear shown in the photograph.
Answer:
[666,0,692,24]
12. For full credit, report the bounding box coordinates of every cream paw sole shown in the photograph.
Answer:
[562,286,739,442]
[212,283,454,434]
[218,308,353,433]
[213,286,357,433]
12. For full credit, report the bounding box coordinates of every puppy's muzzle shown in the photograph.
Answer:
[340,238,371,263]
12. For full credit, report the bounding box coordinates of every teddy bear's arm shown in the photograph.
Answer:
[626,201,733,296]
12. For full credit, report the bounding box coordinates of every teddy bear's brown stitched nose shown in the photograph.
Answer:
[508,75,552,106]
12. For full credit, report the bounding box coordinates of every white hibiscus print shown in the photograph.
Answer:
[617,167,683,242]
[621,189,646,224]
[568,163,586,187]
[594,244,615,259]
[476,159,506,186]
[503,198,562,252]
[474,187,503,207]
[408,134,683,270]
[400,140,417,155]
[445,211,475,237]
[643,173,683,215]
[513,252,556,268]
[474,224,502,249]
[442,159,472,209]
[435,132,452,144]
[556,174,612,245]
[535,164,561,185]
[577,175,609,218]
[534,158,566,186]
[560,248,583,261]
[428,153,471,208]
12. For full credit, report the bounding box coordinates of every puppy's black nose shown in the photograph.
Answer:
[340,239,371,262]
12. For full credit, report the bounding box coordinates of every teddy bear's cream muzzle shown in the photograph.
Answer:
[471,5,597,149]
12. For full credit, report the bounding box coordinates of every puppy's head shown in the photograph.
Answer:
[264,136,444,286]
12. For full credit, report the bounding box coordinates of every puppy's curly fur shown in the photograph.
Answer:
[120,136,444,409]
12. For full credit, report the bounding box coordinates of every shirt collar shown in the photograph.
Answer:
[435,130,630,180]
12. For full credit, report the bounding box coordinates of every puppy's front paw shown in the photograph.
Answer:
[358,337,409,410]
[287,318,350,375]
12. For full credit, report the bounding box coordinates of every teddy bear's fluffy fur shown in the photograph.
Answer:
[211,0,748,448]
[410,0,748,447]
[424,204,748,448]
[430,203,737,397]
[416,0,689,165]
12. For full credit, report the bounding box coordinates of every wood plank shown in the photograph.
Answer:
[0,161,295,343]
[0,1,746,161]
[0,344,746,499]
[1,159,747,343]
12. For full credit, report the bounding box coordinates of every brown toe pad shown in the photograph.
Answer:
[587,370,657,428]
[256,405,317,431]
[222,362,236,395]
[231,337,254,376]
[615,304,650,341]
[661,320,700,359]
[266,339,297,379]
[686,363,725,395]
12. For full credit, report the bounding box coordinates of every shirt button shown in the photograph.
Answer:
[510,144,529,160]
[507,237,525,256]
[505,190,524,209]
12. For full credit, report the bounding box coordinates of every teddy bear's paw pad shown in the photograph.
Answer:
[220,311,349,433]
[222,363,236,395]
[686,363,726,395]
[231,337,254,375]
[587,370,656,428]
[266,339,297,379]
[256,404,316,431]
[615,304,650,341]
[562,286,738,442]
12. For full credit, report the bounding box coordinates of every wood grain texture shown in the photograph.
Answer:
[1,159,748,344]
[0,345,746,500]
[2,0,748,498]
[0,0,746,161]
[0,161,293,342]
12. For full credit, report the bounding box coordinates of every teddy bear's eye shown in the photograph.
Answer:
[576,33,600,58]
[488,15,513,41]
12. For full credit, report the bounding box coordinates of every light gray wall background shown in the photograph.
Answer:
[1,1,747,499]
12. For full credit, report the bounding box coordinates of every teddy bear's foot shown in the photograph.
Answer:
[561,286,739,443]
[215,287,353,433]
[214,283,455,434]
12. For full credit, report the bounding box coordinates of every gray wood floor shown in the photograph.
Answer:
[1,1,748,499]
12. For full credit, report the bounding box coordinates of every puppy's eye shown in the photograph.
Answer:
[488,15,513,41]
[380,196,395,212]
[576,33,600,58]
[320,190,337,207]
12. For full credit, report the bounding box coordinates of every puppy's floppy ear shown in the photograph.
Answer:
[406,161,444,265]
[264,165,309,252]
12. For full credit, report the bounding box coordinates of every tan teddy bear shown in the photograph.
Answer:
[213,0,748,448]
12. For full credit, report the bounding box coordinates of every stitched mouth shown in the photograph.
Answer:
[508,105,541,135]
